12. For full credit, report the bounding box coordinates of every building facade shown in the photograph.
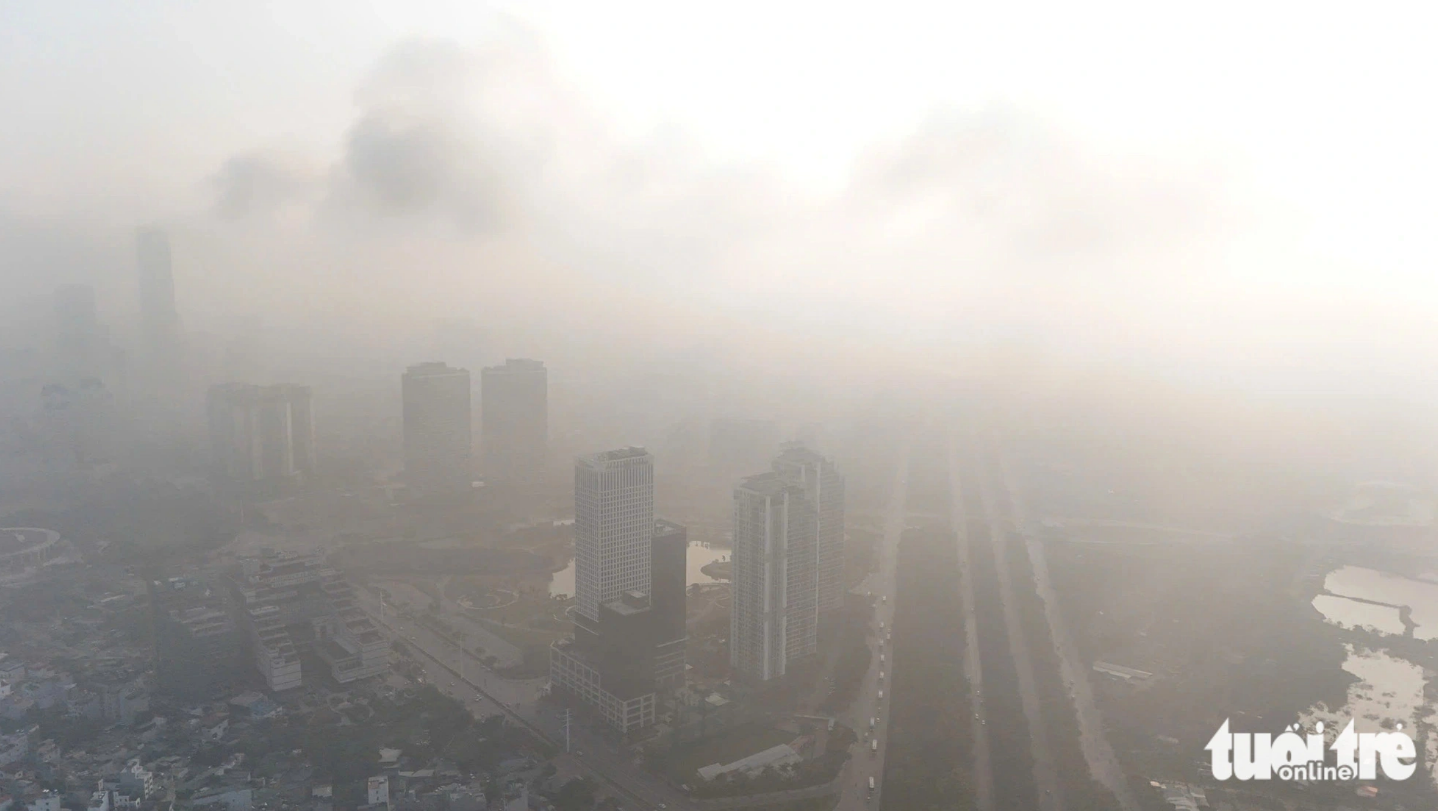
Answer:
[772,443,846,613]
[206,383,316,495]
[230,551,386,691]
[573,448,654,623]
[651,519,688,690]
[401,362,473,497]
[729,472,819,682]
[480,359,547,487]
[551,449,689,733]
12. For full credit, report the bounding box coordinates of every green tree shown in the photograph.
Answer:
[553,777,596,811]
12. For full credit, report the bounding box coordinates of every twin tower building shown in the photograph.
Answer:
[208,359,547,497]
[550,442,844,733]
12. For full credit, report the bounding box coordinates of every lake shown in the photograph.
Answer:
[1323,565,1438,640]
[1310,594,1405,636]
[548,542,730,598]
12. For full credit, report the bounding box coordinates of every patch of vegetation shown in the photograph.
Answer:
[818,594,875,714]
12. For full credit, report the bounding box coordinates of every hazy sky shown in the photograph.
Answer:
[2,1,1435,399]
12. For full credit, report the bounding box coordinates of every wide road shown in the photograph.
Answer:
[947,431,994,811]
[356,589,693,811]
[996,449,1139,811]
[977,444,1063,811]
[835,441,910,811]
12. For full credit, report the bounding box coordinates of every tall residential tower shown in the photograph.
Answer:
[401,362,473,497]
[480,358,547,486]
[551,448,689,733]
[730,472,819,682]
[773,443,846,613]
[207,383,315,495]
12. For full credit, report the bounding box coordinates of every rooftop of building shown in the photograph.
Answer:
[736,471,800,497]
[601,590,650,616]
[207,382,311,402]
[576,447,651,469]
[482,358,545,373]
[404,361,469,377]
[773,442,829,465]
[654,518,687,536]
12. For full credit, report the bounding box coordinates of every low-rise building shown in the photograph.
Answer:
[0,733,27,767]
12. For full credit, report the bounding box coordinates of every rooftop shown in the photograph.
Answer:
[576,447,651,469]
[736,472,799,497]
[483,358,545,373]
[405,362,469,377]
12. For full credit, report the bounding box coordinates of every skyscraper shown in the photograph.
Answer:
[773,443,846,613]
[573,448,654,623]
[730,472,819,682]
[480,358,548,486]
[207,383,315,494]
[136,228,180,361]
[550,448,688,733]
[651,519,688,690]
[401,362,473,497]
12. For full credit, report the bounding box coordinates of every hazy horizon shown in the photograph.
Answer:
[3,2,1436,407]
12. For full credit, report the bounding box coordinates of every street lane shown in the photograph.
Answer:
[977,445,1063,811]
[948,430,994,811]
[835,441,910,811]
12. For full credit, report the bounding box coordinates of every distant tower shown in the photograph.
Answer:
[481,359,548,487]
[730,472,818,682]
[574,448,654,622]
[136,228,181,363]
[401,362,473,497]
[773,443,846,613]
[207,383,315,495]
[549,448,678,733]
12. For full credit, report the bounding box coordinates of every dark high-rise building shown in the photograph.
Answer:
[651,519,688,690]
[480,358,547,486]
[550,450,689,733]
[401,362,473,497]
[136,228,180,361]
